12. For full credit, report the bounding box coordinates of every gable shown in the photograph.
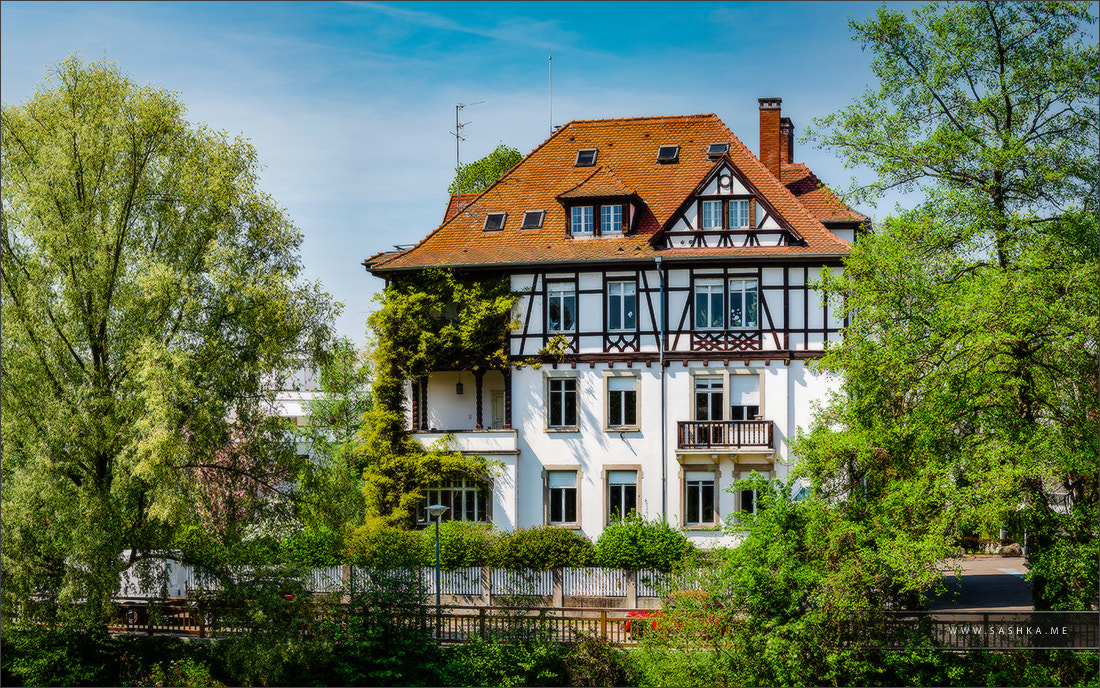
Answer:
[657,158,806,250]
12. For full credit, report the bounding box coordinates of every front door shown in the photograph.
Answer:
[490,391,505,429]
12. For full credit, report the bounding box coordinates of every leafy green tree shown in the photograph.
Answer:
[447,143,522,195]
[293,337,371,535]
[802,1,1098,610]
[1,56,335,629]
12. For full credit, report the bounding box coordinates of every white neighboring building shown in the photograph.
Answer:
[363,99,866,545]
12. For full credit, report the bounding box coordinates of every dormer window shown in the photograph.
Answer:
[707,143,729,159]
[657,145,680,164]
[521,210,545,229]
[575,149,597,167]
[483,212,506,231]
[569,203,626,237]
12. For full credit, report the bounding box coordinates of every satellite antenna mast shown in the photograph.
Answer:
[453,101,483,170]
[548,45,553,136]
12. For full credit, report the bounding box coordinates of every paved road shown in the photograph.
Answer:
[929,555,1032,612]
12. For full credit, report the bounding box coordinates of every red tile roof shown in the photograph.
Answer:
[366,113,862,273]
[782,163,868,224]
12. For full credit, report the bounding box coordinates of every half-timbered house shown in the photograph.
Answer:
[364,98,866,545]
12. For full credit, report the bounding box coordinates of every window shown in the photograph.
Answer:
[694,376,723,422]
[547,470,578,524]
[418,478,487,525]
[571,206,594,235]
[740,487,757,516]
[607,470,637,521]
[548,378,577,428]
[701,200,723,230]
[547,282,576,332]
[607,376,638,428]
[729,200,750,228]
[694,278,724,329]
[707,142,729,159]
[685,471,716,525]
[728,278,759,329]
[606,280,636,331]
[575,149,597,167]
[483,213,506,231]
[657,145,680,164]
[729,375,760,420]
[738,472,763,519]
[522,210,545,229]
[601,204,623,234]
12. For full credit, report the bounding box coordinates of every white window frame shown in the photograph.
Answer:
[729,199,750,228]
[571,206,594,235]
[684,469,718,527]
[601,204,623,234]
[701,200,723,230]
[728,277,759,329]
[605,467,640,524]
[546,376,578,430]
[605,374,639,430]
[606,280,637,332]
[694,278,724,330]
[418,478,489,525]
[545,468,579,526]
[546,282,576,333]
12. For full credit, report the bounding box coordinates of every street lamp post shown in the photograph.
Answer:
[425,503,449,638]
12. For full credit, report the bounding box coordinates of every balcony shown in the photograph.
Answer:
[677,420,773,451]
[412,429,519,455]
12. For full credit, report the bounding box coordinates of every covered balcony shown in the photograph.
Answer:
[677,420,774,451]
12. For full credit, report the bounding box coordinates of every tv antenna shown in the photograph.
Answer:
[453,101,483,170]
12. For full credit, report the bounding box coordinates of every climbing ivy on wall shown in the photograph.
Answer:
[359,269,518,527]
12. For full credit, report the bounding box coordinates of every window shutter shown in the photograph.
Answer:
[607,376,636,392]
[608,470,636,485]
[730,375,760,405]
[548,471,576,489]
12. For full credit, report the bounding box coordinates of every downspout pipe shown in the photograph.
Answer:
[655,255,667,520]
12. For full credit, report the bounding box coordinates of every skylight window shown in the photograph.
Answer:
[521,210,545,229]
[707,143,730,159]
[483,213,506,231]
[575,149,597,167]
[657,145,680,164]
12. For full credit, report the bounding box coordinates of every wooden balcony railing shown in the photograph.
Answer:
[677,420,773,450]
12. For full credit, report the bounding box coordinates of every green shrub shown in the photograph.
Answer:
[422,520,497,570]
[562,632,639,687]
[280,526,343,566]
[492,526,594,570]
[439,634,567,687]
[347,523,427,568]
[1,627,116,687]
[594,514,693,572]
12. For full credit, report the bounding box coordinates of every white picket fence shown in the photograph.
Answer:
[490,568,554,596]
[135,562,703,599]
[564,567,627,597]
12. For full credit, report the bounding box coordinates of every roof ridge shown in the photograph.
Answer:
[564,113,718,127]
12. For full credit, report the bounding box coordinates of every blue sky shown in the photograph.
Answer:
[2,1,914,342]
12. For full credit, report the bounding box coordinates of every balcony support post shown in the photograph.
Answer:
[474,370,485,429]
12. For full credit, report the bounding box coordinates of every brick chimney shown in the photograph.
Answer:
[758,97,782,178]
[780,116,794,165]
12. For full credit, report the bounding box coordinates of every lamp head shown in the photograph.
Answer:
[426,503,449,519]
